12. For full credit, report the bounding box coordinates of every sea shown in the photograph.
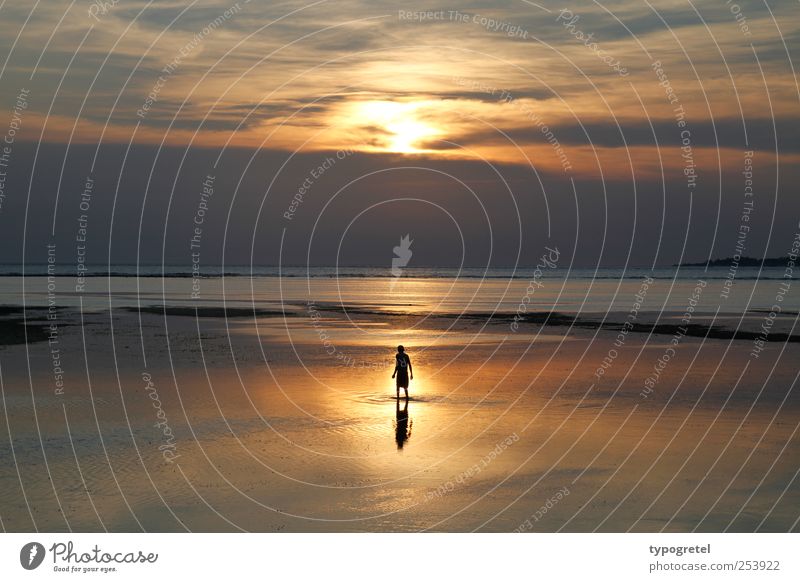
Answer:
[0,265,796,315]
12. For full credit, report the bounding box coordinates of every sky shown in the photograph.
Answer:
[0,0,798,268]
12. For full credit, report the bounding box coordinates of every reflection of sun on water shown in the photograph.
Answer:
[354,100,440,154]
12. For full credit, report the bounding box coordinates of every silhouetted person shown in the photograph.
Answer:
[391,345,413,399]
[394,397,412,450]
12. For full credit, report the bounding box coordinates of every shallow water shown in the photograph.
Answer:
[1,302,798,532]
[1,266,797,315]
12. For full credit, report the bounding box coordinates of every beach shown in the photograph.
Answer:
[0,270,798,532]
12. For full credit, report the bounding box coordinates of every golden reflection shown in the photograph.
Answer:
[394,396,413,450]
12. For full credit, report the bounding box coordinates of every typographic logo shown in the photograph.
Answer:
[20,542,46,570]
[391,234,413,278]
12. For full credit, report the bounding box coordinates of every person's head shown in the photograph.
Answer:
[397,345,405,353]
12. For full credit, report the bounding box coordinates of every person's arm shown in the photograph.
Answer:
[408,358,413,380]
[392,359,397,378]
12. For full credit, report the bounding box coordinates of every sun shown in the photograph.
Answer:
[353,100,440,154]
[385,118,437,153]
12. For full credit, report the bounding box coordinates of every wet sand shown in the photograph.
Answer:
[0,305,798,532]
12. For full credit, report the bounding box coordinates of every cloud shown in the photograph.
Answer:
[0,0,797,174]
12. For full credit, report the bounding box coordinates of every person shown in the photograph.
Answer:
[391,345,413,399]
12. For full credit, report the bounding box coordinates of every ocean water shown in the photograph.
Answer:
[1,265,798,532]
[0,265,795,315]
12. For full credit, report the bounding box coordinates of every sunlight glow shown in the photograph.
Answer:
[354,100,441,153]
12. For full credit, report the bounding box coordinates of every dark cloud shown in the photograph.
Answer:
[0,0,797,268]
[446,117,797,153]
[1,140,797,268]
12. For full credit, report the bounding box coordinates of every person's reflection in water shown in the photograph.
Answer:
[394,396,412,450]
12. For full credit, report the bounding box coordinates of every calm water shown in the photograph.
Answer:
[1,265,798,532]
[0,266,795,315]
